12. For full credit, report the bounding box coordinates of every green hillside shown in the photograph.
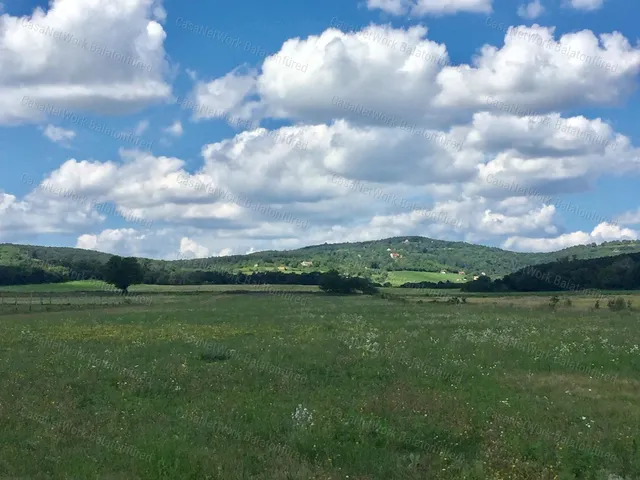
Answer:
[173,236,640,278]
[0,243,113,267]
[1,237,640,286]
[463,251,640,293]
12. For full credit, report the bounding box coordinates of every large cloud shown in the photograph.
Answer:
[189,24,640,130]
[77,229,150,257]
[4,99,639,254]
[0,0,171,125]
[0,189,102,239]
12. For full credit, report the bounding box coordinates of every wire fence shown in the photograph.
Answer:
[0,291,152,315]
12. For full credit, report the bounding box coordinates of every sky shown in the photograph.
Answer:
[1,0,639,260]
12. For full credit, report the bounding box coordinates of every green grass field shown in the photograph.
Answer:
[386,270,466,285]
[0,280,321,294]
[237,266,314,274]
[231,268,466,287]
[1,285,639,479]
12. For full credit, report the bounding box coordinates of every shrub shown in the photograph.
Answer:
[563,297,572,307]
[549,295,560,309]
[594,300,600,309]
[200,352,231,362]
[319,270,379,295]
[607,297,627,311]
[350,276,379,295]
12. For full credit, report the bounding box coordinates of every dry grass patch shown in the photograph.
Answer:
[364,383,471,433]
[505,372,640,399]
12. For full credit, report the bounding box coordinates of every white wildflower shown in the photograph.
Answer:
[292,404,314,428]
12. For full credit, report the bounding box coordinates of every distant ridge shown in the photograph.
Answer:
[1,237,639,285]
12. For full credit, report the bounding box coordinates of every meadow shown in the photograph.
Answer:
[235,267,465,286]
[1,284,639,479]
[385,270,465,285]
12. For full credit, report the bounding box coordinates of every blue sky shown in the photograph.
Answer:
[1,0,639,258]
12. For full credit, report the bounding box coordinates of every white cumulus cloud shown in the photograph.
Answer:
[565,0,605,11]
[517,0,544,19]
[42,124,75,145]
[164,120,183,137]
[179,237,210,258]
[0,0,171,125]
[367,0,492,16]
[503,222,638,252]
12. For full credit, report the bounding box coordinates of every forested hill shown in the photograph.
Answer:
[202,237,638,278]
[1,237,640,286]
[462,252,640,293]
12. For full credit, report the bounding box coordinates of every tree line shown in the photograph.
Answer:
[0,254,382,295]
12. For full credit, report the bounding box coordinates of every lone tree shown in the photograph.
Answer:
[104,255,143,295]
